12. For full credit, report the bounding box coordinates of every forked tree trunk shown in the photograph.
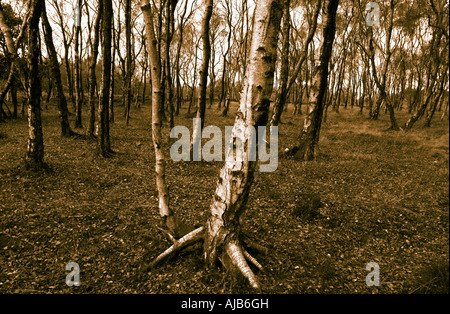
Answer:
[25,0,45,169]
[143,0,283,290]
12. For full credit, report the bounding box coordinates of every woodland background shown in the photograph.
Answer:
[0,0,448,293]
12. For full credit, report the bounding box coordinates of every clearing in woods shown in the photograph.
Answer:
[0,100,448,293]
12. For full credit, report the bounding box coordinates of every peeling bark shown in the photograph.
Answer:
[203,0,283,289]
[141,0,179,236]
[142,0,283,289]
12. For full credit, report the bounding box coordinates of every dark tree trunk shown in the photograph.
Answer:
[25,0,45,169]
[98,0,113,156]
[270,0,321,125]
[110,20,116,123]
[194,0,213,132]
[269,0,290,127]
[74,0,83,128]
[125,0,132,125]
[87,0,102,137]
[290,0,340,161]
[41,1,75,137]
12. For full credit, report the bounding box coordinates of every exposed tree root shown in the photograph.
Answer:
[242,234,270,255]
[156,225,177,243]
[242,249,264,272]
[225,242,260,289]
[151,228,267,289]
[152,226,205,267]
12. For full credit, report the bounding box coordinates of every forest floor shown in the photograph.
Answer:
[0,99,448,294]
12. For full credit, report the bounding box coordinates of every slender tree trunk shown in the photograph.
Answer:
[165,0,177,130]
[125,0,132,125]
[193,0,213,134]
[174,0,189,115]
[40,1,75,137]
[142,55,148,108]
[141,0,180,236]
[53,0,74,102]
[288,0,340,161]
[218,0,232,110]
[335,50,347,112]
[87,0,103,137]
[64,45,73,102]
[221,82,233,117]
[10,83,17,118]
[74,0,83,128]
[188,38,201,115]
[359,70,366,113]
[365,0,399,130]
[110,20,116,123]
[25,0,45,169]
[270,0,321,125]
[98,0,113,156]
[269,0,290,127]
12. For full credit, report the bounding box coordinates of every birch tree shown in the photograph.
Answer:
[287,0,340,161]
[74,0,83,128]
[269,0,290,127]
[124,0,132,125]
[404,0,447,130]
[51,0,74,102]
[40,0,76,137]
[194,0,213,132]
[25,0,45,169]
[98,0,113,156]
[142,0,283,289]
[87,0,102,137]
[270,0,321,125]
